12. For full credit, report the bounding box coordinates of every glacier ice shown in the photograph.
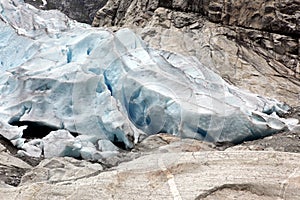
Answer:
[0,0,298,159]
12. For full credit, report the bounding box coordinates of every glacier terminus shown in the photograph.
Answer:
[0,0,298,160]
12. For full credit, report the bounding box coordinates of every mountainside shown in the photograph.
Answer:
[24,0,108,24]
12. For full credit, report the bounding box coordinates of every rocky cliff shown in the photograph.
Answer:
[24,0,108,24]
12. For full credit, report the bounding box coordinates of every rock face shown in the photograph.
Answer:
[0,143,32,186]
[93,0,300,106]
[24,0,108,24]
[93,0,300,33]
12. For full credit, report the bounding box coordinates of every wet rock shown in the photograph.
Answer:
[24,0,108,24]
[94,0,299,36]
[226,129,300,153]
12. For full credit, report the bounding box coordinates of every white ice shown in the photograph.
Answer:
[0,0,297,159]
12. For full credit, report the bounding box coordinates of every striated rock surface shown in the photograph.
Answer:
[1,151,300,199]
[20,156,103,185]
[93,0,300,34]
[93,0,300,106]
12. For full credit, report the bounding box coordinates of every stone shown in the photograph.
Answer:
[0,152,32,169]
[24,0,108,24]
[135,133,216,153]
[0,151,32,187]
[0,143,6,152]
[20,156,103,185]
[1,151,300,199]
[226,129,300,153]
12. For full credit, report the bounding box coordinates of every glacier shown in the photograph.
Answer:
[0,0,298,159]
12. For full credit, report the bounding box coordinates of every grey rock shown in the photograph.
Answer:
[0,143,6,152]
[135,133,216,153]
[1,151,300,199]
[95,0,299,36]
[20,156,103,185]
[24,0,108,24]
[0,152,32,169]
[0,151,32,187]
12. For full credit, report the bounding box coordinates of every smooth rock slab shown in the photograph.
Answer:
[1,151,300,199]
[20,156,103,185]
[0,151,32,187]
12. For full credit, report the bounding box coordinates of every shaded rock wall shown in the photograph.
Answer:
[24,0,108,24]
[94,0,300,36]
[93,0,299,73]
